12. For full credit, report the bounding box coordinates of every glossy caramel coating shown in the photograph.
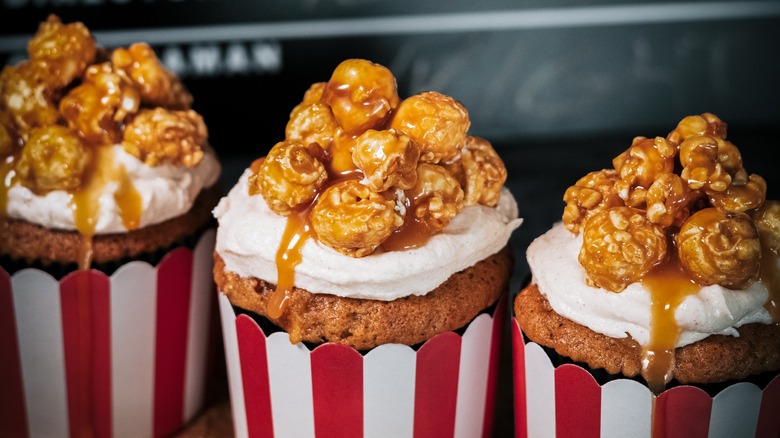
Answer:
[390,91,470,164]
[444,135,507,207]
[285,102,339,150]
[311,180,401,257]
[579,207,668,292]
[667,112,727,145]
[352,128,419,191]
[646,172,692,227]
[613,136,676,207]
[249,141,327,215]
[562,169,622,234]
[406,163,464,233]
[27,15,95,90]
[677,208,760,289]
[111,43,192,110]
[321,59,399,134]
[709,174,766,214]
[122,108,206,167]
[15,125,91,193]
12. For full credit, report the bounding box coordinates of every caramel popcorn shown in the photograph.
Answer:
[251,58,506,257]
[27,15,96,90]
[677,208,760,289]
[444,136,506,207]
[390,91,470,164]
[562,169,622,233]
[60,63,141,143]
[0,122,15,157]
[15,125,91,193]
[249,141,328,215]
[613,136,676,207]
[321,59,399,134]
[406,163,464,233]
[311,180,401,257]
[566,112,773,293]
[122,108,207,167]
[352,129,419,192]
[111,43,193,110]
[0,62,60,135]
[579,207,668,292]
[285,102,339,150]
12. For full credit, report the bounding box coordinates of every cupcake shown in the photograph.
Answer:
[0,16,221,438]
[214,59,521,436]
[513,113,779,437]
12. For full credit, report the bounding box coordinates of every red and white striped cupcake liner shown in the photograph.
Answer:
[0,229,217,438]
[512,318,780,438]
[217,292,507,438]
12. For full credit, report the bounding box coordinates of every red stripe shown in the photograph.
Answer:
[756,374,780,438]
[511,320,528,438]
[653,386,711,438]
[60,270,112,438]
[236,315,274,438]
[311,344,363,438]
[413,331,461,438]
[0,268,29,438]
[153,248,194,437]
[481,296,506,438]
[555,364,601,438]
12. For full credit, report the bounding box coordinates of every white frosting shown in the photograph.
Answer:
[527,222,774,348]
[214,169,522,300]
[5,144,221,233]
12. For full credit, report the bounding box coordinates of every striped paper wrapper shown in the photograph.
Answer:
[0,229,217,438]
[511,318,780,438]
[218,292,507,438]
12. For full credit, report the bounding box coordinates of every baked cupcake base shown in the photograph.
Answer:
[512,285,780,438]
[215,246,512,350]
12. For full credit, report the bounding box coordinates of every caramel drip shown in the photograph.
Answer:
[640,256,701,394]
[113,165,142,231]
[267,208,313,319]
[382,215,432,251]
[0,156,16,216]
[759,240,779,322]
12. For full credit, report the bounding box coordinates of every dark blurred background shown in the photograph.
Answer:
[2,1,779,435]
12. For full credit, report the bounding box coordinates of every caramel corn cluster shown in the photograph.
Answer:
[0,15,207,194]
[250,59,507,257]
[564,113,778,292]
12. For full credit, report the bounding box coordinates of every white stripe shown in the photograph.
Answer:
[363,344,416,438]
[601,379,652,438]
[12,270,69,438]
[218,293,248,438]
[110,261,157,438]
[1,2,778,51]
[708,382,762,438]
[183,230,217,423]
[266,332,315,438]
[524,342,556,438]
[453,313,495,438]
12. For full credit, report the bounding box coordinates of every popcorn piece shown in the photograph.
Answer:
[444,136,506,207]
[321,59,399,134]
[677,208,760,289]
[112,43,193,110]
[406,163,464,233]
[352,129,419,192]
[679,134,733,193]
[613,136,676,207]
[667,112,727,144]
[122,108,207,167]
[15,125,91,193]
[390,91,470,164]
[27,15,96,90]
[285,102,339,150]
[60,63,141,143]
[0,62,60,135]
[646,173,692,228]
[709,174,766,214]
[311,180,401,257]
[752,201,780,254]
[579,207,668,292]
[562,169,623,233]
[248,141,327,215]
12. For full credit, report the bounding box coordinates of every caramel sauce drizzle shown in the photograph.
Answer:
[759,240,780,322]
[640,255,701,394]
[267,207,313,319]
